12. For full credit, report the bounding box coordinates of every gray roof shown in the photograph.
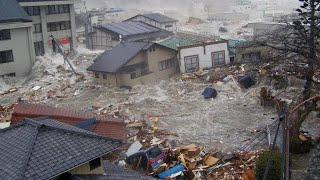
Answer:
[87,42,153,73]
[136,13,177,23]
[76,162,155,180]
[97,21,160,37]
[0,119,122,180]
[0,0,32,23]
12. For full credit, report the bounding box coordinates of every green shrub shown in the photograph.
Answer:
[255,151,281,180]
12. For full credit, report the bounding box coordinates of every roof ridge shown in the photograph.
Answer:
[19,122,41,180]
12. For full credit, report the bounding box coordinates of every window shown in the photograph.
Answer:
[184,55,199,73]
[34,41,45,56]
[89,158,101,170]
[0,73,15,78]
[0,50,14,64]
[149,46,156,52]
[46,5,70,15]
[33,24,42,33]
[0,29,11,41]
[94,73,99,78]
[165,24,173,28]
[47,21,71,32]
[129,63,149,79]
[212,51,225,65]
[159,58,175,71]
[24,6,40,16]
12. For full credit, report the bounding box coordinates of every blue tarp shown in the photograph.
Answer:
[202,87,218,99]
[158,164,185,179]
[75,118,97,131]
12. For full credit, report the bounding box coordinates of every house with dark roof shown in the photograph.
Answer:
[87,41,178,87]
[88,21,172,50]
[125,13,178,32]
[0,0,35,77]
[0,118,122,180]
[11,102,127,141]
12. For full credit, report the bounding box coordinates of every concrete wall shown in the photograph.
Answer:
[179,42,230,73]
[95,45,177,87]
[19,0,77,54]
[0,22,35,77]
[69,157,104,175]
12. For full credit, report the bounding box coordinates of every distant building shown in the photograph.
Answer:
[246,22,284,38]
[208,12,249,22]
[159,37,229,73]
[17,0,77,55]
[88,21,172,50]
[87,41,178,87]
[0,118,122,179]
[125,13,178,32]
[0,0,35,77]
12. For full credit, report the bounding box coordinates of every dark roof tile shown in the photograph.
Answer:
[0,0,32,23]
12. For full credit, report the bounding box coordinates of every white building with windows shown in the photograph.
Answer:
[0,0,35,77]
[159,38,230,73]
[17,0,77,56]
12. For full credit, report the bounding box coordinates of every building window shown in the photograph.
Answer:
[46,5,70,15]
[33,24,42,33]
[129,63,149,79]
[149,46,156,52]
[34,41,45,56]
[47,21,71,32]
[0,29,11,41]
[89,158,101,171]
[212,51,225,65]
[158,58,175,71]
[165,24,173,28]
[0,73,15,78]
[94,72,99,78]
[0,50,14,64]
[24,6,40,16]
[184,55,199,73]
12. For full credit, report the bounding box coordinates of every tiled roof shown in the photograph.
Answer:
[0,119,122,180]
[76,162,155,180]
[0,0,32,23]
[11,102,127,141]
[126,13,177,23]
[97,21,160,37]
[87,41,153,73]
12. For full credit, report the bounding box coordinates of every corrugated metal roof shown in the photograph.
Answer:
[158,37,199,51]
[142,13,177,23]
[11,102,127,141]
[87,41,152,73]
[97,21,160,37]
[0,0,32,23]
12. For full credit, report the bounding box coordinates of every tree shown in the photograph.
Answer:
[254,0,320,153]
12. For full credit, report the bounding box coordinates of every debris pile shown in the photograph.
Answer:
[0,104,16,122]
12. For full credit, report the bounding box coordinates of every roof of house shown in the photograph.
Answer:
[0,0,32,23]
[11,102,127,141]
[76,162,155,180]
[158,37,199,51]
[87,41,153,73]
[96,21,160,37]
[127,13,177,23]
[0,119,122,180]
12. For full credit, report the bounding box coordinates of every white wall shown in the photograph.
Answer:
[0,23,35,76]
[179,42,229,73]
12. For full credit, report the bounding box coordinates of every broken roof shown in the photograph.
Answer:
[87,41,153,73]
[96,21,160,37]
[127,13,178,23]
[11,102,127,141]
[0,119,122,180]
[0,0,32,23]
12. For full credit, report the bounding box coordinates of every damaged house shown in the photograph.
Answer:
[88,21,172,50]
[125,13,178,32]
[87,41,178,87]
[159,37,230,73]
